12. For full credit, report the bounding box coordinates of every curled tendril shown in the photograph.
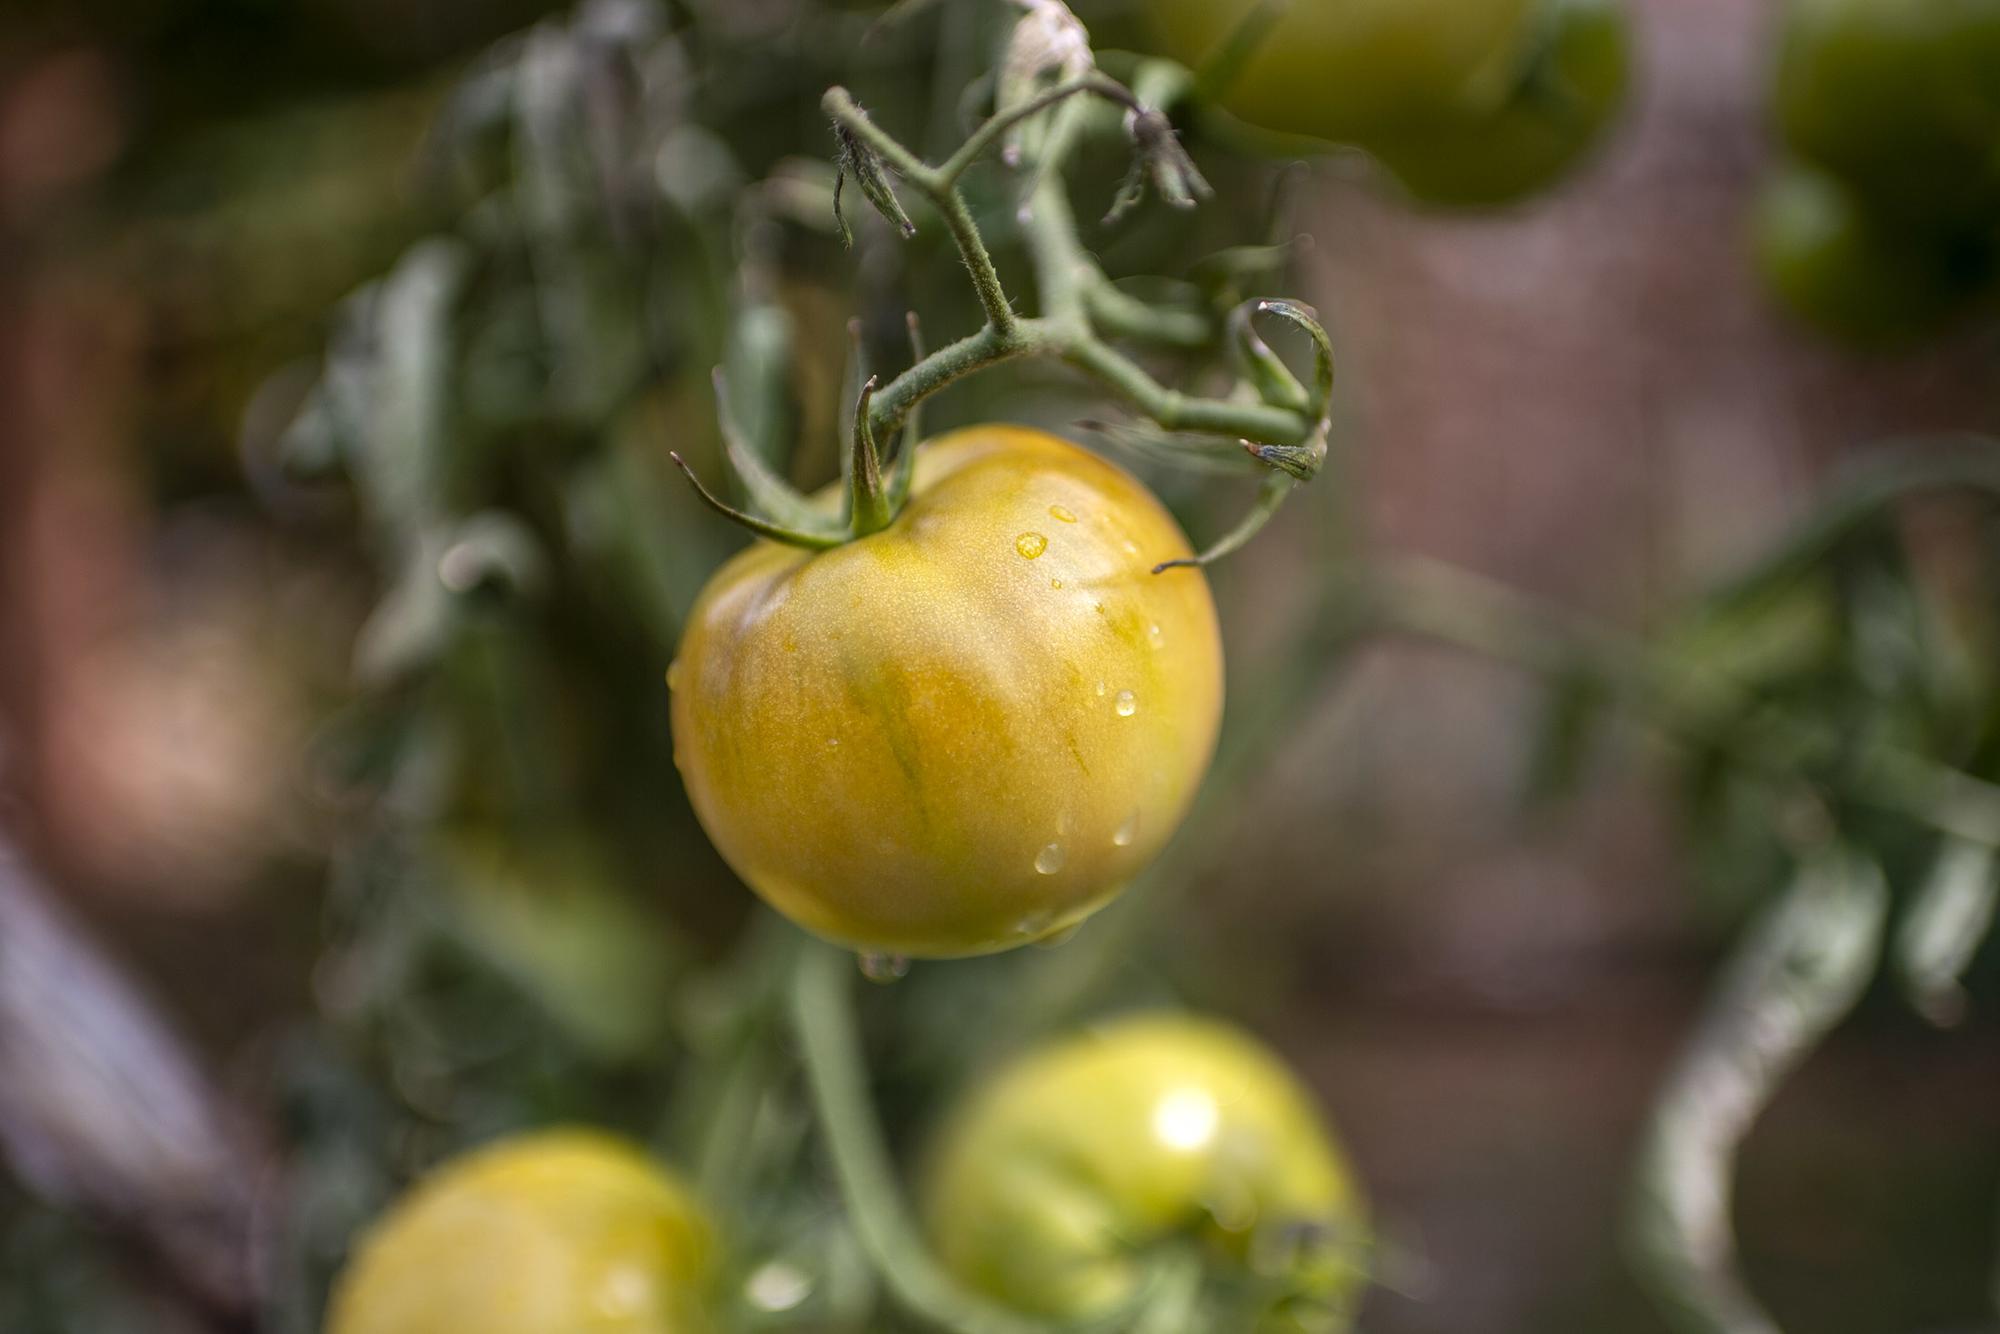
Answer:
[1156,301,1336,571]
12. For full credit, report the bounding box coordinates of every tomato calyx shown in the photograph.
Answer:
[671,315,927,551]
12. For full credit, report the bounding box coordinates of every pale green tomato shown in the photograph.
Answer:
[1146,0,1541,142]
[327,1131,713,1334]
[1365,0,1632,207]
[671,427,1223,959]
[1774,0,2000,229]
[922,1014,1369,1332]
[1752,161,1991,346]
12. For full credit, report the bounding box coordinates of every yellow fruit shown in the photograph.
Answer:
[326,1130,713,1334]
[671,426,1224,958]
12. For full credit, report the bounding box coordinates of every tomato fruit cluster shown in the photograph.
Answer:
[1144,0,1632,207]
[1754,0,2000,343]
[922,1013,1369,1332]
[670,426,1224,959]
[326,1131,714,1334]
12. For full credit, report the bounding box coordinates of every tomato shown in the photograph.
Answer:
[921,1014,1368,1332]
[1773,0,2000,230]
[1145,0,1541,143]
[670,426,1223,958]
[1752,161,1991,346]
[1363,0,1632,207]
[326,1130,714,1334]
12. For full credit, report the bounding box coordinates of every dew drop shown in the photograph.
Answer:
[665,661,683,690]
[1034,842,1066,875]
[1113,812,1140,847]
[1015,531,1048,559]
[1049,503,1078,524]
[1147,622,1164,648]
[826,736,841,750]
[1033,922,1083,949]
[1095,680,1108,697]
[1051,578,1063,589]
[1013,908,1056,938]
[1114,690,1138,717]
[1122,539,1140,556]
[1056,809,1075,836]
[858,953,909,984]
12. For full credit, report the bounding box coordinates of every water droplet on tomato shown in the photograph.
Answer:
[1015,531,1048,559]
[857,953,909,984]
[1034,842,1066,874]
[1114,690,1137,717]
[1113,812,1140,847]
[1033,922,1083,949]
[1147,622,1163,648]
[1049,503,1078,523]
[1013,908,1055,937]
[665,661,683,690]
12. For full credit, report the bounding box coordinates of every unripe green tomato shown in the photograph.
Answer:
[1145,0,1541,142]
[1752,161,1990,346]
[670,427,1223,959]
[1774,0,2000,229]
[326,1131,714,1334]
[1364,0,1632,208]
[922,1014,1369,1332]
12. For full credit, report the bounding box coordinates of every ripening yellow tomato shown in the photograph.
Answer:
[1145,0,1541,142]
[922,1014,1369,1332]
[325,1130,714,1334]
[670,426,1223,959]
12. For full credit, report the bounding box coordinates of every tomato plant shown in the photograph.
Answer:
[920,1013,1367,1332]
[671,426,1223,959]
[326,1131,714,1334]
[1364,0,1632,207]
[1145,0,1541,142]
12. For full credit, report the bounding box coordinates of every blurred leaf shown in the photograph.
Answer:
[1895,838,2000,1027]
[423,824,685,1062]
[1521,666,1611,809]
[1629,848,1889,1334]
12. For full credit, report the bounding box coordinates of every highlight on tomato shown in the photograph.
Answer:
[325,1130,714,1334]
[921,1013,1370,1333]
[670,425,1224,960]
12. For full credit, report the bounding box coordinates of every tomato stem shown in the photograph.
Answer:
[789,937,1061,1334]
[687,7,1345,564]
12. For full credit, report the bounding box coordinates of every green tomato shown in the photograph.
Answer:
[1145,0,1541,142]
[922,1014,1369,1332]
[1774,0,2000,229]
[326,1130,714,1334]
[671,426,1223,960]
[1752,161,1991,346]
[1364,0,1632,207]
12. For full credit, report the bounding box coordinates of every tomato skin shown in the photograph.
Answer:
[1146,0,1540,142]
[1774,0,2000,231]
[921,1014,1368,1331]
[1752,161,1991,346]
[1364,0,1632,208]
[326,1131,713,1334]
[671,427,1223,958]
